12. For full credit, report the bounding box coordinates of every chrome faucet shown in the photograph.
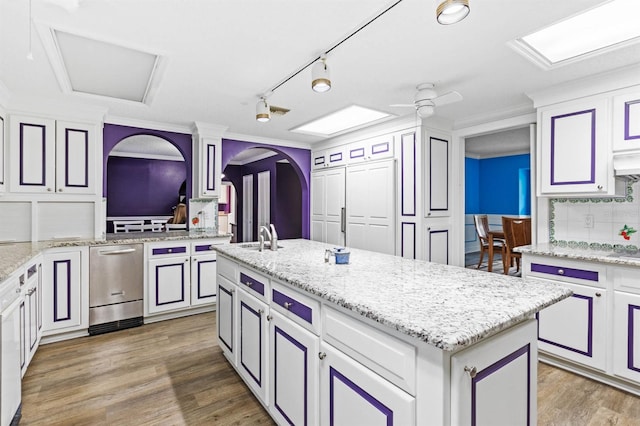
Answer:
[258,224,278,251]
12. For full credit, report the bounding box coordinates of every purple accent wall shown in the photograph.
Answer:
[53,260,71,322]
[276,162,303,239]
[222,138,310,240]
[274,325,309,425]
[550,109,596,185]
[103,123,192,202]
[107,157,187,217]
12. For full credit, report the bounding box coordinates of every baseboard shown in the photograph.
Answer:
[144,304,216,324]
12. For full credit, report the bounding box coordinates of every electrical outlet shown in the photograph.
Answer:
[584,214,594,228]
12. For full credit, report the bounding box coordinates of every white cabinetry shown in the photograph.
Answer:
[190,241,218,306]
[9,115,97,194]
[424,134,450,217]
[147,242,191,314]
[42,247,87,337]
[311,167,345,246]
[0,114,5,193]
[613,89,640,151]
[217,274,237,365]
[237,287,269,404]
[192,122,226,198]
[19,259,41,377]
[612,266,640,384]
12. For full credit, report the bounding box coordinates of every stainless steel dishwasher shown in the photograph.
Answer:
[89,244,144,335]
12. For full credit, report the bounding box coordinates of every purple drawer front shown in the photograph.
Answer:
[272,289,313,324]
[531,263,598,282]
[194,244,215,252]
[152,246,187,256]
[239,272,265,296]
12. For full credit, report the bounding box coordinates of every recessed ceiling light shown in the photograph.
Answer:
[291,105,391,137]
[511,0,640,69]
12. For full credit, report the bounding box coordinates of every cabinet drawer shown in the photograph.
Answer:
[238,267,269,302]
[271,281,320,335]
[612,266,640,295]
[322,306,416,395]
[147,243,190,258]
[192,242,217,253]
[217,256,237,282]
[526,257,605,288]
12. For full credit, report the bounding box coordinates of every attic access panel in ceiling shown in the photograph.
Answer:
[50,29,161,103]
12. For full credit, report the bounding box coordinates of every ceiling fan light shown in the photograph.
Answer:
[436,0,470,25]
[417,104,435,119]
[311,57,331,93]
[256,98,270,122]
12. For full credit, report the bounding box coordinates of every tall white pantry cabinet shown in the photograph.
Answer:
[311,121,452,264]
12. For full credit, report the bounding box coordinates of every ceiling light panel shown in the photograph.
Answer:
[512,0,640,69]
[54,30,159,102]
[291,105,391,137]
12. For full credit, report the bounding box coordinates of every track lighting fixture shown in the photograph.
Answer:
[311,55,331,93]
[436,0,470,25]
[256,97,270,122]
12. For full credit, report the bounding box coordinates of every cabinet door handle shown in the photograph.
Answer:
[258,309,264,315]
[284,301,293,309]
[47,187,52,192]
[557,269,564,275]
[245,281,253,287]
[595,292,602,297]
[464,366,477,378]
[318,352,327,360]
[111,291,125,296]
[185,258,189,263]
[58,188,63,192]
[597,185,603,190]
[168,249,173,253]
[266,314,272,321]
[27,288,36,296]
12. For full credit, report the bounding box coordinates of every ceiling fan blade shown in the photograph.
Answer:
[389,103,415,108]
[433,91,462,107]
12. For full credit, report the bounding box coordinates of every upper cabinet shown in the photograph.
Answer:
[192,122,227,199]
[9,115,98,194]
[613,90,640,152]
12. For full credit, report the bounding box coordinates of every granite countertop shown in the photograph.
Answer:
[0,232,231,282]
[214,239,572,352]
[516,243,640,266]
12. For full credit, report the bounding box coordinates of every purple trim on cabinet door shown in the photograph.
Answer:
[154,263,186,306]
[628,304,640,373]
[53,260,72,322]
[274,325,308,426]
[429,137,449,211]
[239,272,265,296]
[19,123,47,186]
[401,222,416,259]
[240,301,263,387]
[206,143,216,191]
[401,132,416,217]
[0,116,4,185]
[218,284,233,352]
[429,229,449,264]
[471,344,531,426]
[550,109,596,185]
[537,294,593,356]
[64,128,89,188]
[625,100,640,140]
[329,366,393,426]
[194,244,215,252]
[152,246,187,256]
[19,300,26,369]
[272,289,313,324]
[350,147,365,159]
[314,156,325,166]
[196,259,216,300]
[329,152,342,163]
[29,288,37,350]
[371,141,389,155]
[530,263,598,282]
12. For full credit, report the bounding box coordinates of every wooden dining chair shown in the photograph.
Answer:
[501,216,532,275]
[473,214,504,269]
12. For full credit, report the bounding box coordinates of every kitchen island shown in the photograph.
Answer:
[214,239,572,425]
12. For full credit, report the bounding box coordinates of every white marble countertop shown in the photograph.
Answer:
[0,232,230,282]
[214,239,572,352]
[516,243,640,266]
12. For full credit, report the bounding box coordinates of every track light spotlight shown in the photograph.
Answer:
[256,97,270,122]
[436,0,470,25]
[311,55,331,93]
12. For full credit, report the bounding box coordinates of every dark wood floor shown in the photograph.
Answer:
[465,250,521,276]
[21,312,640,425]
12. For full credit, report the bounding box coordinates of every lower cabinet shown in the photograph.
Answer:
[20,260,41,376]
[191,251,217,306]
[269,310,319,426]
[237,287,269,404]
[613,291,640,383]
[217,274,237,365]
[148,255,191,314]
[319,341,415,425]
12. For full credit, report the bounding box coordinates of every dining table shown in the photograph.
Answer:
[487,230,505,272]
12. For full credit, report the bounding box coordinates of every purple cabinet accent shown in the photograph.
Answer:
[240,272,265,296]
[628,304,640,373]
[625,100,640,140]
[550,109,596,185]
[401,222,416,260]
[53,260,72,322]
[329,366,393,425]
[471,344,531,426]
[19,123,47,186]
[0,116,4,186]
[240,301,263,386]
[329,152,342,163]
[218,284,234,352]
[350,147,365,159]
[274,325,309,425]
[64,128,89,188]
[194,244,215,252]
[272,289,313,324]
[152,246,187,256]
[428,229,449,264]
[196,260,216,299]
[206,143,216,191]
[401,133,416,217]
[537,294,594,356]
[19,300,25,369]
[530,263,598,281]
[429,137,449,211]
[154,263,186,306]
[371,141,389,155]
[314,156,325,166]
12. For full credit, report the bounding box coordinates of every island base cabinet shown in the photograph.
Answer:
[451,319,537,426]
[269,310,319,426]
[319,342,415,426]
[613,291,640,383]
[238,288,269,405]
[217,275,237,366]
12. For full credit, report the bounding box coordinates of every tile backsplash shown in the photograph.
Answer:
[550,181,639,251]
[189,198,218,233]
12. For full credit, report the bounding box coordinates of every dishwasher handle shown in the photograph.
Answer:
[99,248,137,255]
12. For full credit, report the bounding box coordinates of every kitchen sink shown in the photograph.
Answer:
[239,243,283,250]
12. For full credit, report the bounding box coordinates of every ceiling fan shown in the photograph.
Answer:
[390,83,463,118]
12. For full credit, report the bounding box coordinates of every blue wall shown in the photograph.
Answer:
[465,154,530,215]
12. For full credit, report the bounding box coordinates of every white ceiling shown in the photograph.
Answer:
[466,127,531,159]
[1,0,639,147]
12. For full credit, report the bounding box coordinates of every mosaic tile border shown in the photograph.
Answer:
[549,181,637,252]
